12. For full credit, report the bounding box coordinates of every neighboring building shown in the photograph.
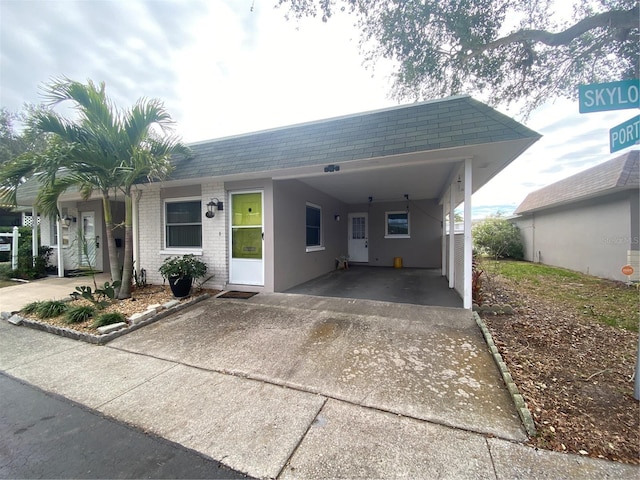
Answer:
[512,150,639,282]
[17,96,540,307]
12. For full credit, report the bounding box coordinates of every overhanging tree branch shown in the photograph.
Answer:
[466,5,639,56]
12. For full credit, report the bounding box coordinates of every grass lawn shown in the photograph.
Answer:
[0,279,19,288]
[479,259,639,332]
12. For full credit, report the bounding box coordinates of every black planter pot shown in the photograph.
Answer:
[168,275,192,298]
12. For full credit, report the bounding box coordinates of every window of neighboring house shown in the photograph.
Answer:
[385,211,410,238]
[164,199,202,248]
[50,214,70,246]
[306,202,323,251]
[50,216,58,246]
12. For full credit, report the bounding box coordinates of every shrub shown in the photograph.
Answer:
[71,280,121,309]
[22,301,42,315]
[91,312,125,329]
[64,305,96,324]
[472,215,524,260]
[0,263,11,279]
[10,240,53,280]
[472,260,484,305]
[35,300,68,319]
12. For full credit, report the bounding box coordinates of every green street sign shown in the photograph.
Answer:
[610,115,640,153]
[579,79,640,113]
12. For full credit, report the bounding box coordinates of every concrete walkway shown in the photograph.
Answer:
[0,273,112,313]
[1,294,637,479]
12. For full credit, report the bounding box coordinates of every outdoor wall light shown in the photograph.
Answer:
[206,198,224,218]
[62,216,76,227]
[334,214,341,222]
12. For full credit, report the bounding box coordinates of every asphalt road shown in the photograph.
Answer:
[0,372,251,479]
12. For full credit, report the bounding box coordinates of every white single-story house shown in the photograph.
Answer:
[17,96,540,308]
[511,149,639,282]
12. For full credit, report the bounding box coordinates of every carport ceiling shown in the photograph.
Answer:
[286,139,533,206]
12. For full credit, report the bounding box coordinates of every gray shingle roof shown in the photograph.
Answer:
[169,95,540,181]
[514,150,639,215]
[15,96,540,204]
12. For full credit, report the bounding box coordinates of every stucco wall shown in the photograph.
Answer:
[512,191,637,282]
[273,179,347,292]
[347,199,442,268]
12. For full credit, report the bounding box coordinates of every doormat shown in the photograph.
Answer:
[217,291,258,299]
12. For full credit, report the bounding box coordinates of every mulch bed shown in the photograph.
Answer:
[481,276,639,464]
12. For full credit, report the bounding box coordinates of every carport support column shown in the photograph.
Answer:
[441,198,447,276]
[463,158,472,309]
[448,187,455,289]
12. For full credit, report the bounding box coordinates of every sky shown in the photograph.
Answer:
[0,0,636,218]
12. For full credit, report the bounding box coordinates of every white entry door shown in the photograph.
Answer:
[80,211,98,269]
[229,191,264,286]
[348,213,368,263]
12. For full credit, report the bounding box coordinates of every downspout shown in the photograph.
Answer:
[463,158,472,309]
[132,190,142,280]
[448,186,455,289]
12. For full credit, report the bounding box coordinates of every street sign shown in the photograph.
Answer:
[579,79,640,113]
[610,115,640,153]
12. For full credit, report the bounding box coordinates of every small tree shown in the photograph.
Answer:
[472,215,523,260]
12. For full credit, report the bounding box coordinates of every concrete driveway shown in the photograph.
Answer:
[111,293,523,441]
[3,293,638,479]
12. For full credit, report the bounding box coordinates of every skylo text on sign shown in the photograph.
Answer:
[579,79,640,113]
[610,115,640,153]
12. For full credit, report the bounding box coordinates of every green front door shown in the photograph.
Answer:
[229,191,264,285]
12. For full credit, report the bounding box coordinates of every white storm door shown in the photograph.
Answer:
[80,212,97,268]
[348,213,368,263]
[229,191,264,286]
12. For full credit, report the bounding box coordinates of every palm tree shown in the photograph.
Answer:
[0,78,190,298]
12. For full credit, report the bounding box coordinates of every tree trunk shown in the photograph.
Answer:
[118,193,134,299]
[102,191,121,288]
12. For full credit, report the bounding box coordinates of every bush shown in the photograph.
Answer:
[65,305,96,324]
[472,215,524,260]
[91,312,125,329]
[35,300,68,319]
[21,301,42,315]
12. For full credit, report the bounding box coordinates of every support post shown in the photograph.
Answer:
[441,199,447,276]
[463,158,473,309]
[56,205,64,278]
[31,206,38,266]
[132,190,141,280]
[448,186,455,289]
[11,226,19,271]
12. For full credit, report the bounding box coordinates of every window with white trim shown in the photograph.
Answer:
[385,211,410,238]
[50,216,58,246]
[305,203,323,251]
[164,199,202,248]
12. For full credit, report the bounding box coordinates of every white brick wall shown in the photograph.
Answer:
[138,183,228,289]
[201,182,228,289]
